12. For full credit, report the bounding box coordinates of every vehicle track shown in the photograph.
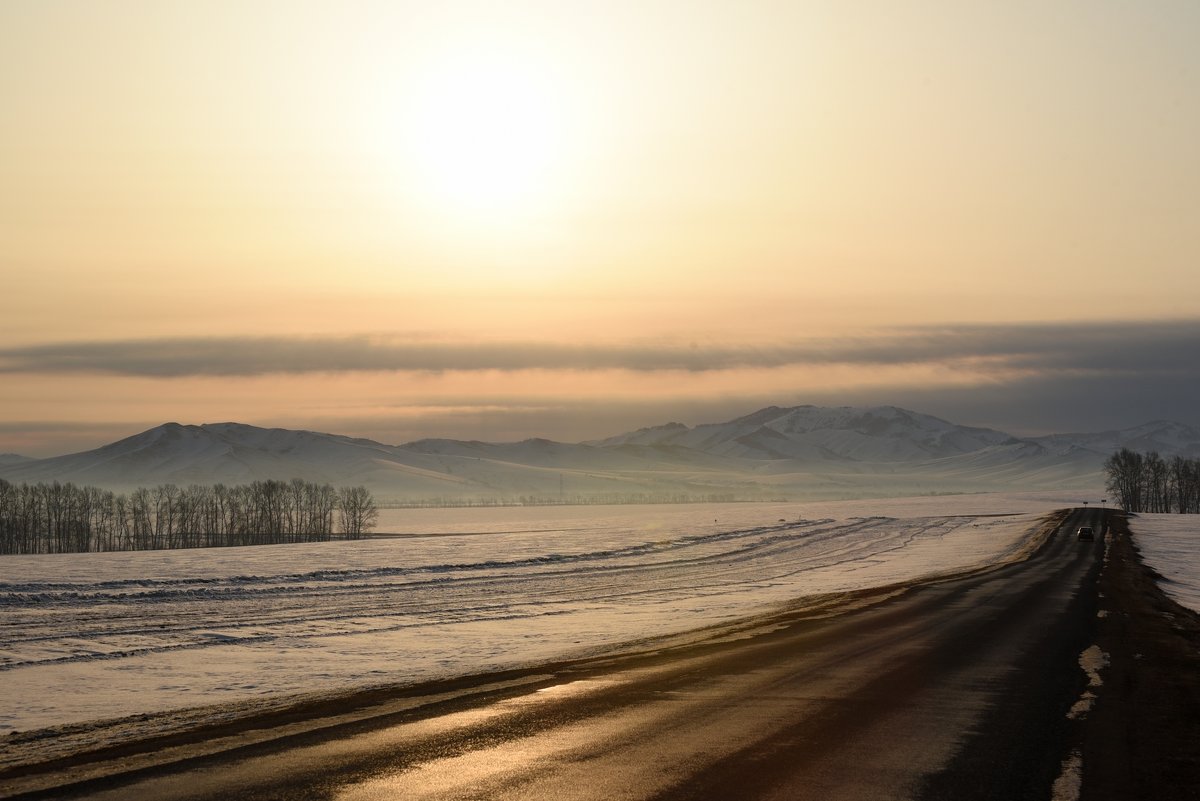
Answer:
[0,516,1013,673]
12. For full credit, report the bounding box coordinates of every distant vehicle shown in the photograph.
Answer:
[1077,526,1095,542]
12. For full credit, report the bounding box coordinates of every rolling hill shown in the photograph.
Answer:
[4,406,1197,501]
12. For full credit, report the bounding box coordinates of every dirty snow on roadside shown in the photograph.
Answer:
[0,494,1068,738]
[1129,514,1200,613]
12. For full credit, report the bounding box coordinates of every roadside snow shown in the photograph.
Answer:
[1051,750,1083,801]
[0,494,1069,739]
[1129,514,1200,613]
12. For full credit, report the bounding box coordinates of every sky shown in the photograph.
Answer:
[3,0,1200,457]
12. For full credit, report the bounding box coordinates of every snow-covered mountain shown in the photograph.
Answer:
[4,405,1193,500]
[591,405,1019,462]
[0,423,670,499]
[0,454,33,468]
[1030,420,1200,460]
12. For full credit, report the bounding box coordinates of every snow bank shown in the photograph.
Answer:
[1129,514,1200,613]
[0,494,1067,738]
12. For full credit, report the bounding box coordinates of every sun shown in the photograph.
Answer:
[402,48,573,224]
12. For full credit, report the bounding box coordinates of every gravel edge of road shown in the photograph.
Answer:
[1078,512,1200,800]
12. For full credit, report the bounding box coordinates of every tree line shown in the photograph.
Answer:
[0,478,378,555]
[1104,448,1200,514]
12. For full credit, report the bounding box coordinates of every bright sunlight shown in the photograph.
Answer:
[401,46,575,225]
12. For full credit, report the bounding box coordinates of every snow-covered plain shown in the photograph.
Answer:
[1129,514,1200,613]
[0,493,1079,743]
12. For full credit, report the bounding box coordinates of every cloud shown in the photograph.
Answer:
[4,321,1200,454]
[877,369,1200,436]
[6,348,1200,459]
[3,320,1200,378]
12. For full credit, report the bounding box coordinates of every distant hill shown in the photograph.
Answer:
[0,454,34,468]
[589,405,1019,462]
[0,423,674,500]
[3,405,1195,501]
[1029,420,1200,460]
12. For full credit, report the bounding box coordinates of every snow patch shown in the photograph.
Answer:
[1067,691,1097,720]
[1051,749,1083,801]
[1067,644,1109,720]
[1079,644,1109,688]
[1129,515,1200,613]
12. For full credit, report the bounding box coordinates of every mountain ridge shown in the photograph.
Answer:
[3,405,1197,501]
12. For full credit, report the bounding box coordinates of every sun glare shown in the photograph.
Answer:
[402,49,572,224]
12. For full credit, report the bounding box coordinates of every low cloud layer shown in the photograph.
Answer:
[4,320,1199,456]
[4,320,1200,378]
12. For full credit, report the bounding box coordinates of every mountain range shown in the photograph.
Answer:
[3,405,1198,501]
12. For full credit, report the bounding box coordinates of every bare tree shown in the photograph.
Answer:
[1105,448,1145,512]
[0,478,377,553]
[338,486,378,539]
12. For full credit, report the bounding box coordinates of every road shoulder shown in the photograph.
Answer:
[1083,513,1200,800]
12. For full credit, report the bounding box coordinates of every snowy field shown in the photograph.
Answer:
[1129,514,1200,613]
[0,492,1081,741]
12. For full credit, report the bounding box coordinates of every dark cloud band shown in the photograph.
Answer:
[2,320,1199,378]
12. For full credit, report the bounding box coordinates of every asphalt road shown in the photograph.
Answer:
[14,508,1108,801]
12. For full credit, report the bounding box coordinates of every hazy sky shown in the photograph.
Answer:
[4,1,1200,456]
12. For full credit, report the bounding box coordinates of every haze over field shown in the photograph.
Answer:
[3,1,1200,457]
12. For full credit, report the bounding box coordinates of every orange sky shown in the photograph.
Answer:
[3,1,1200,455]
